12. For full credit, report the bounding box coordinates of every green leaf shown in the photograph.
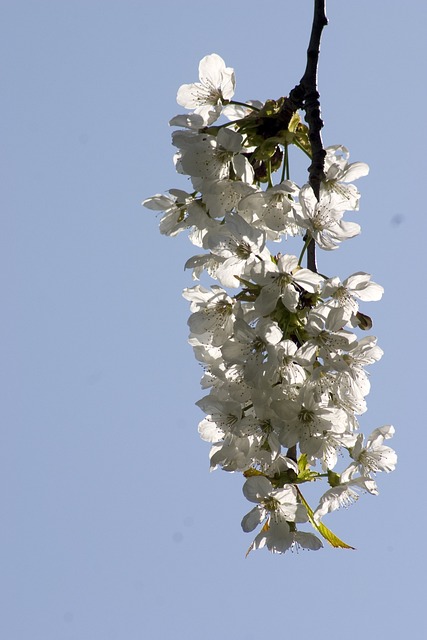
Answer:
[297,488,355,550]
[298,453,308,474]
[314,519,355,550]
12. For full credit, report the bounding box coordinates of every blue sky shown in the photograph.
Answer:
[2,1,426,638]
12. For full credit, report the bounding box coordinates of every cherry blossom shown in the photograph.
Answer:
[177,53,235,125]
[144,52,396,556]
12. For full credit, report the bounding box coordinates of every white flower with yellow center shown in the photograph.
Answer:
[313,476,379,523]
[183,285,236,347]
[342,425,397,480]
[319,272,384,331]
[252,253,324,315]
[241,476,307,532]
[323,145,369,210]
[297,184,361,250]
[176,53,235,125]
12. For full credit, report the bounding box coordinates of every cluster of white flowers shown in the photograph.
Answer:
[144,54,396,555]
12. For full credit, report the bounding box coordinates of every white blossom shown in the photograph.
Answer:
[176,53,235,125]
[241,476,308,531]
[238,181,300,236]
[297,184,361,250]
[313,477,378,523]
[183,285,236,346]
[248,516,323,554]
[317,273,384,331]
[252,253,324,315]
[204,212,271,288]
[341,425,397,480]
[323,145,369,210]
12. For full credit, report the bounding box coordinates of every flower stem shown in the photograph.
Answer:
[280,143,290,182]
[267,159,273,188]
[298,234,312,266]
[228,100,260,112]
[293,138,312,159]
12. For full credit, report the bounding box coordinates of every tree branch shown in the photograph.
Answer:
[288,0,328,273]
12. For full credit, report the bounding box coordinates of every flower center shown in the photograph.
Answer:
[236,241,252,259]
[298,407,314,424]
[312,204,332,230]
[215,300,232,317]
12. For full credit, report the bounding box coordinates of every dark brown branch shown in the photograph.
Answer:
[288,0,328,273]
[289,0,328,197]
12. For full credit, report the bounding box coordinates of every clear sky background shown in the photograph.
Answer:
[2,1,426,639]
